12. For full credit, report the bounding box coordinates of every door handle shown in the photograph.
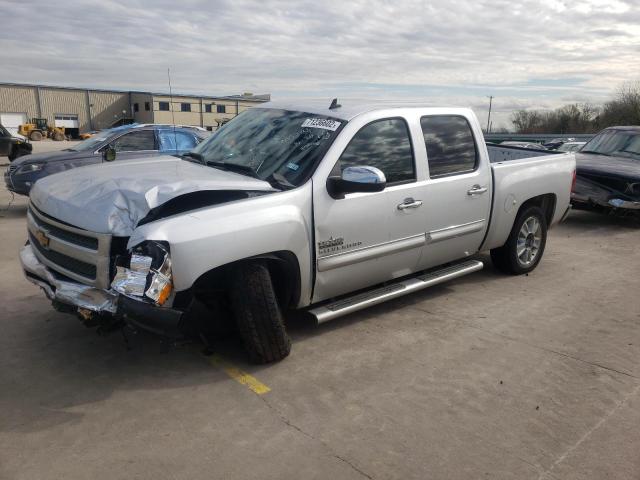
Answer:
[397,198,423,210]
[467,185,488,195]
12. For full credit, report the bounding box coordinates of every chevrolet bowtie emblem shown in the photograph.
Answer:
[35,229,50,249]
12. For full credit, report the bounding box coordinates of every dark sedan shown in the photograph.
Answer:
[572,126,640,216]
[4,124,209,195]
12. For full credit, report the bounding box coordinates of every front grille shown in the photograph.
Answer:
[30,232,97,279]
[27,202,112,288]
[29,206,98,250]
[8,165,17,174]
[583,174,640,200]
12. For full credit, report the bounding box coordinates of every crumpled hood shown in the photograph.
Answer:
[30,156,276,235]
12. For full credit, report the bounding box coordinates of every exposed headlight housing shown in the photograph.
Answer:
[16,163,44,174]
[111,241,173,306]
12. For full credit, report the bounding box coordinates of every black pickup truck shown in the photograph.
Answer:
[572,126,640,216]
[0,124,32,161]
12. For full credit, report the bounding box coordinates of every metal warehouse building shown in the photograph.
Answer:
[0,82,270,136]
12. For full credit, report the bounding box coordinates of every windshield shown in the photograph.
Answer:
[581,130,640,161]
[69,124,141,152]
[69,133,113,151]
[191,108,344,187]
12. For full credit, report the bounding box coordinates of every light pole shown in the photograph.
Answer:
[486,96,494,133]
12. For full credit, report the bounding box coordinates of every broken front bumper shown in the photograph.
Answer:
[20,244,183,336]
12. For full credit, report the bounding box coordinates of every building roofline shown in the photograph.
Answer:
[0,81,269,103]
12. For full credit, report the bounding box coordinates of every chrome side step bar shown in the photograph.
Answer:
[309,260,484,324]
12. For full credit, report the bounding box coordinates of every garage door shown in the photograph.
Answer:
[54,114,79,128]
[0,112,27,135]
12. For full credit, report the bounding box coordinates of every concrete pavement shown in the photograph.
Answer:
[0,169,639,479]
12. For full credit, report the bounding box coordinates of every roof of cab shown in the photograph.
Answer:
[256,100,464,121]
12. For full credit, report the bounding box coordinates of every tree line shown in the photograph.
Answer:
[511,81,640,133]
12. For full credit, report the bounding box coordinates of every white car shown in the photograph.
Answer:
[20,101,576,363]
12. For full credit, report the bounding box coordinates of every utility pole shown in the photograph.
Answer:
[486,96,494,133]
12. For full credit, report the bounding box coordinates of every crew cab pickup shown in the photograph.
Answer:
[20,102,576,363]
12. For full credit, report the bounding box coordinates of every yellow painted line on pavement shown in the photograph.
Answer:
[209,354,271,395]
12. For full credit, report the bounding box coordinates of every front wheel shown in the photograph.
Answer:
[8,145,28,161]
[229,262,291,364]
[491,205,548,275]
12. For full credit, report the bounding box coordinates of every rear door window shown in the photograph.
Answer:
[158,129,199,153]
[111,130,156,152]
[421,115,478,178]
[338,118,415,184]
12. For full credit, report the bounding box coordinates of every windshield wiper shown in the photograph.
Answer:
[580,150,610,156]
[266,172,295,190]
[205,160,259,178]
[181,151,204,163]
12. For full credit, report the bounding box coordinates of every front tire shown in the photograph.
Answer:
[491,205,547,275]
[229,262,291,364]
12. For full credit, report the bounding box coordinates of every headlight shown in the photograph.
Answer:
[16,163,44,174]
[111,241,173,306]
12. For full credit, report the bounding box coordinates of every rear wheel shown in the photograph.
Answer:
[229,262,291,364]
[491,205,547,275]
[29,130,43,141]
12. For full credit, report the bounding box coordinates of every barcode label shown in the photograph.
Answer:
[301,118,341,131]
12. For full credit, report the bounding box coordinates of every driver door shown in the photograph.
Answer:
[312,117,427,302]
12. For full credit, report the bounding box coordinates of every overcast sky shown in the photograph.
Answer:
[2,0,639,128]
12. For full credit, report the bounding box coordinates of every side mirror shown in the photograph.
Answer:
[103,146,116,162]
[326,166,386,199]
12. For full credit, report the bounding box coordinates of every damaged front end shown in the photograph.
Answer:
[21,156,279,338]
[572,174,640,217]
[21,203,192,339]
[20,242,186,337]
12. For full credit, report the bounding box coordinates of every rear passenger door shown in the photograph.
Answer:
[313,117,427,302]
[417,115,492,270]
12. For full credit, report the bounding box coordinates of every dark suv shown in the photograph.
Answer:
[5,124,209,195]
[0,124,32,161]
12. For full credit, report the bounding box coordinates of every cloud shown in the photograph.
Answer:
[1,0,638,129]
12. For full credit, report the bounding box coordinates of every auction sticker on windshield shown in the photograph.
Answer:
[301,118,341,131]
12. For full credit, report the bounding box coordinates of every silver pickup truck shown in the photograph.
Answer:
[20,101,575,363]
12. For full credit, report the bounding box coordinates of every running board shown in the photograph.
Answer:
[309,260,484,324]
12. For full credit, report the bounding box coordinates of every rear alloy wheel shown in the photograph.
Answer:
[491,205,547,275]
[516,215,543,267]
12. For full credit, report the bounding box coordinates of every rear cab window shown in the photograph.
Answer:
[337,118,415,185]
[421,115,478,178]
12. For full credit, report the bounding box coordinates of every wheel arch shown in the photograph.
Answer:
[518,193,556,226]
[191,250,302,309]
[481,192,557,252]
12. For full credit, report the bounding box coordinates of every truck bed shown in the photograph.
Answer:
[481,144,575,252]
[486,143,562,163]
